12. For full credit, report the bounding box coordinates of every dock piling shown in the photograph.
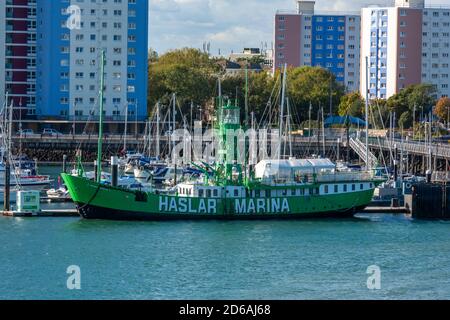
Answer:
[3,161,10,212]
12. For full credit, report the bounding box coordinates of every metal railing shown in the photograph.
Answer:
[349,137,378,167]
[368,137,450,159]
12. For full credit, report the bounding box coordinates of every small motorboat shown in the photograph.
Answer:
[46,186,71,200]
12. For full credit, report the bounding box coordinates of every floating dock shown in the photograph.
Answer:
[2,209,78,217]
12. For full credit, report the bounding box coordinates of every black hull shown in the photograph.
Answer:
[75,202,365,221]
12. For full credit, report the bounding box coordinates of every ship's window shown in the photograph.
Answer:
[261,190,265,197]
[199,189,204,197]
[213,189,218,197]
[315,188,319,195]
[352,184,356,191]
[344,185,348,192]
[360,184,364,190]
[282,189,287,196]
[324,185,329,194]
[271,190,277,197]
[300,189,305,196]
[255,190,260,197]
[334,185,338,193]
[234,189,239,197]
[370,183,374,189]
[206,190,211,197]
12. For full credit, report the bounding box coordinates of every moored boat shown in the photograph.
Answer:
[62,56,385,220]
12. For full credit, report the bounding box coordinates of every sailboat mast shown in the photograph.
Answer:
[279,64,287,160]
[156,102,160,158]
[245,66,249,127]
[124,103,128,152]
[364,56,370,170]
[96,50,106,183]
[287,98,293,158]
[218,78,222,108]
[172,93,176,158]
[8,98,13,160]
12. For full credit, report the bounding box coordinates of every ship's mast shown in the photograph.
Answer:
[96,50,106,183]
[124,102,128,153]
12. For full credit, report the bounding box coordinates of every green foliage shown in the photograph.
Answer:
[398,111,413,130]
[434,97,450,121]
[338,92,365,118]
[386,83,437,128]
[369,98,389,129]
[148,51,345,124]
[286,66,345,118]
[220,72,275,120]
[147,48,218,115]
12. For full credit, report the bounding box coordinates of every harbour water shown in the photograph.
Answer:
[1,167,450,300]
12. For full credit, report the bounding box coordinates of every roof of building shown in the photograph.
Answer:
[324,115,367,128]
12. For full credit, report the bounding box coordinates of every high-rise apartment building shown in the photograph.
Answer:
[1,0,148,124]
[36,0,148,121]
[274,1,361,92]
[360,0,450,99]
[0,0,37,116]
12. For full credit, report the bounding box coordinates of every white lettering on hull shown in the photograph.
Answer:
[159,196,218,214]
[234,198,291,214]
[159,197,291,215]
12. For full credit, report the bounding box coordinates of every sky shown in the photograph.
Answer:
[149,0,450,55]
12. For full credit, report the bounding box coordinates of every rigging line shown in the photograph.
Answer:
[258,74,280,129]
[369,102,388,171]
[375,99,394,165]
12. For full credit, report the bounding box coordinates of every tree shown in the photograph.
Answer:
[219,71,275,120]
[147,48,218,116]
[286,66,345,121]
[369,98,389,129]
[148,48,158,63]
[398,111,413,130]
[338,92,365,118]
[386,83,437,129]
[434,97,450,122]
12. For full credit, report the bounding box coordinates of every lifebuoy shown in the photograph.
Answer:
[405,183,412,189]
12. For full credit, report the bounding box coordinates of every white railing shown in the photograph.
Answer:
[369,137,450,159]
[349,137,378,167]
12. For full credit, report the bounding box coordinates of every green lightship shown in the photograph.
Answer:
[62,57,384,220]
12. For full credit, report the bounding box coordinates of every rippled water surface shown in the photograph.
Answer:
[1,213,450,300]
[1,166,449,300]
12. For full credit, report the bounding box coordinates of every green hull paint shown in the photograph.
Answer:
[62,174,376,220]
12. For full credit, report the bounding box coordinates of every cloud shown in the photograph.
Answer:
[149,0,450,54]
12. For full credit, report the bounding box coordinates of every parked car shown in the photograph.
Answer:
[42,128,62,137]
[16,129,34,135]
